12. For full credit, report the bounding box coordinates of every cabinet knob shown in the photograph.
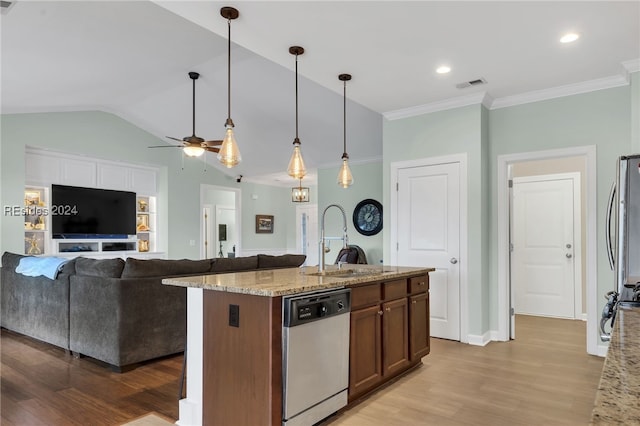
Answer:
[419,281,425,286]
[385,307,391,312]
[412,300,417,304]
[378,310,383,316]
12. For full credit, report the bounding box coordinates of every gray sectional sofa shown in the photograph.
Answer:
[1,252,305,371]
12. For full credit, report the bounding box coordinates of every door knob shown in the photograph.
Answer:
[450,258,458,264]
[566,253,573,259]
[566,244,572,249]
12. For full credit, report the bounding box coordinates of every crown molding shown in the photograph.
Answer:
[383,59,639,118]
[622,58,640,73]
[490,74,630,110]
[383,92,492,121]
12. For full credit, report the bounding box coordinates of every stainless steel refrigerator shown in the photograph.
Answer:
[601,154,640,340]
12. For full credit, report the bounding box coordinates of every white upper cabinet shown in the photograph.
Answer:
[26,148,158,194]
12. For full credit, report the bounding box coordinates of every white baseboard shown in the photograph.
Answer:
[597,344,609,358]
[467,331,492,346]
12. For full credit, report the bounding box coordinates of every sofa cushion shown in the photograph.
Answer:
[75,257,125,278]
[258,254,306,269]
[121,258,213,278]
[210,256,258,273]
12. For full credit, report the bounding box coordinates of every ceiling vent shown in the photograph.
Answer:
[1,1,16,15]
[456,78,488,89]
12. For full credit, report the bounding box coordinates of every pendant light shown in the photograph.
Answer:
[291,178,310,203]
[217,6,242,168]
[337,73,354,188]
[287,46,307,180]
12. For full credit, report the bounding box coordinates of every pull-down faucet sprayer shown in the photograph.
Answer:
[319,204,348,273]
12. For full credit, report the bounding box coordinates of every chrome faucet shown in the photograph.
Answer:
[319,204,349,273]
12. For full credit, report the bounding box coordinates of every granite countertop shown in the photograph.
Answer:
[162,264,434,297]
[591,306,640,425]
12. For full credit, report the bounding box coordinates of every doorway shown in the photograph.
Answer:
[295,204,318,266]
[497,146,598,355]
[511,173,582,321]
[390,154,468,342]
[200,185,241,259]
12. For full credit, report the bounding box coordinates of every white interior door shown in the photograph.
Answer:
[512,175,579,318]
[397,162,460,341]
[296,204,318,266]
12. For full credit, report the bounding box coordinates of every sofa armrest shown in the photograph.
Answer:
[69,275,186,367]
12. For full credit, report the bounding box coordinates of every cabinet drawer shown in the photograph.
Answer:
[409,275,429,294]
[383,279,407,300]
[351,283,381,309]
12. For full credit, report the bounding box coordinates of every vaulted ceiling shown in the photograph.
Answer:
[2,1,639,185]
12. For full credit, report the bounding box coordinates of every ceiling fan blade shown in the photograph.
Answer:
[148,145,183,149]
[204,147,220,153]
[166,136,185,143]
[204,140,223,146]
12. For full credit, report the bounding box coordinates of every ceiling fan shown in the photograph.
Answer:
[148,71,221,157]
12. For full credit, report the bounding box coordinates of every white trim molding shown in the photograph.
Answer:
[384,92,491,121]
[467,332,492,347]
[497,146,598,356]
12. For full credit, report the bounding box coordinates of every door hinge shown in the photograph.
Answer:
[510,307,515,316]
[396,182,399,191]
[508,179,513,188]
[509,243,514,252]
[396,242,399,250]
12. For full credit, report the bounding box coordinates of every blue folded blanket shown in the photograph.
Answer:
[16,256,69,280]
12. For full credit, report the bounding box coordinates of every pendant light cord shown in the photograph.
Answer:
[342,80,347,159]
[295,53,299,142]
[227,17,232,125]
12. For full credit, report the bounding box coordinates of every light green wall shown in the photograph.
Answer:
[382,104,488,334]
[318,162,383,265]
[0,111,298,258]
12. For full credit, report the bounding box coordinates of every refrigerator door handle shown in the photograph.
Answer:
[606,181,616,271]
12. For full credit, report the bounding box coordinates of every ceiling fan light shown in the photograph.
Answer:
[217,125,241,168]
[183,146,205,157]
[287,141,306,179]
[337,158,354,188]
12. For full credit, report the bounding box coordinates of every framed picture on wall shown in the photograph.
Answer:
[255,215,274,234]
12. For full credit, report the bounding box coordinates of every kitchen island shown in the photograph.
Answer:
[163,264,434,426]
[590,305,640,425]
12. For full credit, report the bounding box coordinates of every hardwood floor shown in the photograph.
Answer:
[1,315,604,425]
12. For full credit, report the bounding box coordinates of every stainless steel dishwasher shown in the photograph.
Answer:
[282,287,351,426]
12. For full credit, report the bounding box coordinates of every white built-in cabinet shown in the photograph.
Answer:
[24,148,163,258]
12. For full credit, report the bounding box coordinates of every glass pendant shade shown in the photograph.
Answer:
[287,141,306,179]
[337,158,354,188]
[183,146,205,157]
[217,125,241,168]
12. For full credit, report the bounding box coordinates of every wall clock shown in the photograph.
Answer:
[353,199,383,236]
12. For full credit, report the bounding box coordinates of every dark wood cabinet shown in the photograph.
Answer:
[349,304,382,396]
[349,274,428,401]
[409,292,430,361]
[382,297,410,375]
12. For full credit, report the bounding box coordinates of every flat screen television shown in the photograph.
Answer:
[51,184,137,239]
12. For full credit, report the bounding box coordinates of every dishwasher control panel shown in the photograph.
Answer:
[283,288,351,327]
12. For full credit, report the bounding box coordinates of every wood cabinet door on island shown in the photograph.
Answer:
[349,304,383,397]
[382,297,410,376]
[409,292,430,360]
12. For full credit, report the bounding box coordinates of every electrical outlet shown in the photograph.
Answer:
[229,304,239,327]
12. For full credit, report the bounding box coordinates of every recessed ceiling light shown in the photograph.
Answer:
[560,33,580,43]
[436,66,451,74]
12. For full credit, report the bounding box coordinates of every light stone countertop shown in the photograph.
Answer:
[590,305,640,425]
[162,264,434,297]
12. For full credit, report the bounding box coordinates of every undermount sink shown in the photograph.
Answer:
[305,268,389,278]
